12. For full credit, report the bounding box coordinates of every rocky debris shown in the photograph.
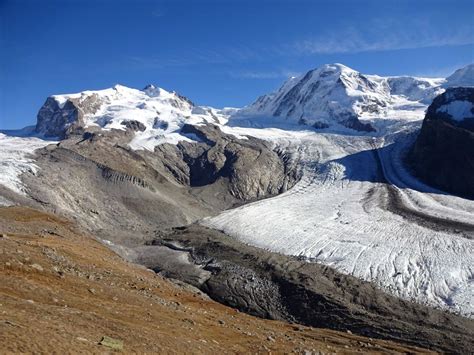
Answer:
[409,87,474,199]
[30,263,44,272]
[136,224,474,354]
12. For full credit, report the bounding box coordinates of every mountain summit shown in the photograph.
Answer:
[444,64,474,88]
[35,84,226,149]
[237,63,456,131]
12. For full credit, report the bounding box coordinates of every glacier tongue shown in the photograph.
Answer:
[0,130,57,197]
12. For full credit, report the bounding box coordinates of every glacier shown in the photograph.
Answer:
[203,118,474,318]
[1,62,473,317]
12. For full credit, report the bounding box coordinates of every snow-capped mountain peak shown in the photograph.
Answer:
[444,64,474,88]
[35,84,227,150]
[235,63,451,132]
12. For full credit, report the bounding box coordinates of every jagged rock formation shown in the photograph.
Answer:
[409,87,474,198]
[35,95,102,138]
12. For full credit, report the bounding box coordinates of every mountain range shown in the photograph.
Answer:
[1,62,474,353]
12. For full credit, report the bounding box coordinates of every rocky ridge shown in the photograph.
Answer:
[409,87,474,198]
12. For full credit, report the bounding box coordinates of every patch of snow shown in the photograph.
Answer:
[437,100,474,121]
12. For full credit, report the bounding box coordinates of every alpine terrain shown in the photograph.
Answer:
[1,63,474,353]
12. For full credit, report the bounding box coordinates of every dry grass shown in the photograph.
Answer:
[0,207,433,354]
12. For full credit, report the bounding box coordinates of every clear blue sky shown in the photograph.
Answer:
[1,0,473,129]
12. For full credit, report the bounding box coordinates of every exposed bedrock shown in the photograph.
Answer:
[409,87,474,199]
[20,123,299,243]
[134,224,473,354]
[35,94,103,138]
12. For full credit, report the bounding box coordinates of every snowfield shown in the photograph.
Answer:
[204,118,474,318]
[241,63,445,130]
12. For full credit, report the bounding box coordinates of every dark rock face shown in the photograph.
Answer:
[336,112,376,132]
[121,120,146,132]
[157,124,299,200]
[35,94,102,138]
[35,98,81,138]
[409,87,474,199]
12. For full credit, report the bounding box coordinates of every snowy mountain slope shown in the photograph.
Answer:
[444,63,474,88]
[35,84,230,150]
[235,63,449,131]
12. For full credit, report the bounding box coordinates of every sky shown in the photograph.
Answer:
[1,0,473,129]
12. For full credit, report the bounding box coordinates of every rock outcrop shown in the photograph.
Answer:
[35,94,102,138]
[409,87,474,198]
[21,123,299,244]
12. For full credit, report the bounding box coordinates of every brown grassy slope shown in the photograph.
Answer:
[0,207,432,354]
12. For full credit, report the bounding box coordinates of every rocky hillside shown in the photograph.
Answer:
[409,87,474,198]
[12,123,298,245]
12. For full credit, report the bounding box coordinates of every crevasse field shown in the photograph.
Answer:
[205,117,474,318]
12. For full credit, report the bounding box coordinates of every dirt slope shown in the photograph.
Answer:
[0,207,431,354]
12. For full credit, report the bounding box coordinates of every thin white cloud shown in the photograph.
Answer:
[229,69,301,80]
[126,18,473,71]
[128,56,193,69]
[291,18,474,55]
